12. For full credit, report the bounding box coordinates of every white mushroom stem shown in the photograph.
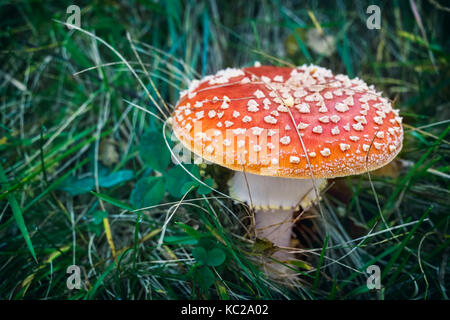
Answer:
[230,171,326,255]
[254,208,293,257]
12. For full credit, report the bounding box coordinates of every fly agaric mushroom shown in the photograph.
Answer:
[171,64,403,274]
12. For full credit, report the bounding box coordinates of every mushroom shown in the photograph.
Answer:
[171,64,404,276]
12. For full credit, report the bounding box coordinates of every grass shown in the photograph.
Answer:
[0,0,449,300]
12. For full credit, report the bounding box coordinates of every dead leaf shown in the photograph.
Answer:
[306,29,335,57]
[372,158,402,178]
[99,138,119,166]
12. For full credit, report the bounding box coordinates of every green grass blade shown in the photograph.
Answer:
[0,163,37,262]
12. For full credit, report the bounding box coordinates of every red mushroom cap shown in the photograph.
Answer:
[171,65,404,179]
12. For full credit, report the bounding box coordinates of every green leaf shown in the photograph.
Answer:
[139,129,171,172]
[58,176,94,195]
[196,266,215,289]
[98,170,134,188]
[91,210,108,225]
[206,248,226,267]
[199,237,217,250]
[165,165,199,198]
[130,175,165,208]
[192,247,208,265]
[181,181,198,195]
[197,177,213,195]
[58,170,134,195]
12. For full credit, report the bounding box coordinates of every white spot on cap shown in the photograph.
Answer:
[208,110,216,118]
[254,90,265,99]
[340,143,350,151]
[225,121,234,128]
[389,145,396,153]
[349,135,360,141]
[296,103,310,113]
[318,105,328,113]
[264,115,277,124]
[280,136,291,145]
[376,131,384,138]
[289,156,300,164]
[268,129,277,136]
[330,115,341,123]
[251,127,264,135]
[221,101,229,109]
[331,126,340,135]
[324,92,333,99]
[335,103,349,112]
[247,100,260,112]
[319,116,329,123]
[293,89,307,98]
[313,125,323,134]
[232,110,240,118]
[274,75,283,82]
[309,152,316,157]
[362,144,370,152]
[277,105,289,113]
[352,123,364,131]
[354,115,367,124]
[196,111,204,119]
[374,142,383,150]
[242,115,252,123]
[320,148,331,157]
[373,116,383,125]
[297,122,309,130]
[217,111,224,119]
[343,96,354,106]
[194,101,203,108]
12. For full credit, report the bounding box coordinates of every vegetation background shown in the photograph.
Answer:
[0,0,449,299]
